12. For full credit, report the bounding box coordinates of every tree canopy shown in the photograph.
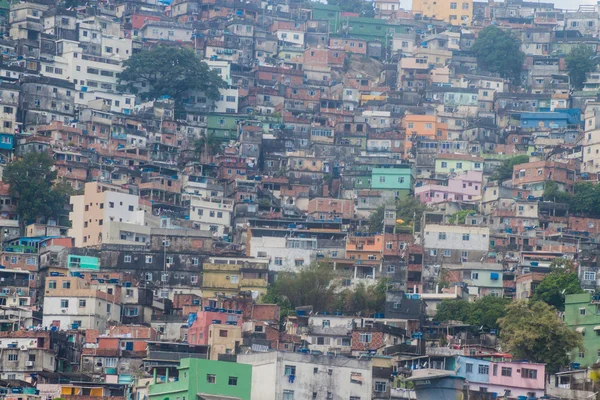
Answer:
[435,296,510,331]
[118,46,227,104]
[566,46,597,90]
[543,181,600,217]
[471,26,525,82]
[490,155,529,182]
[368,198,427,233]
[531,259,583,311]
[499,301,583,373]
[194,132,222,161]
[327,0,374,17]
[3,153,73,231]
[262,263,389,317]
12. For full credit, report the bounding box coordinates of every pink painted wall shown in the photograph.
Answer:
[488,361,545,391]
[188,310,241,345]
[416,170,483,204]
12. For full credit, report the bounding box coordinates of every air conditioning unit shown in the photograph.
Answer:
[26,361,34,367]
[61,308,67,313]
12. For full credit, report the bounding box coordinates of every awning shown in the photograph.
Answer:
[593,326,600,331]
[576,327,585,333]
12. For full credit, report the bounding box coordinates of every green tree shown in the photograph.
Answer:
[327,0,374,17]
[269,263,338,313]
[448,210,475,224]
[435,296,509,331]
[499,301,583,373]
[3,153,73,233]
[566,46,597,90]
[471,26,525,82]
[490,155,529,182]
[543,180,573,204]
[572,181,600,217]
[118,46,226,104]
[532,267,583,312]
[397,196,427,231]
[194,132,222,161]
[368,205,385,232]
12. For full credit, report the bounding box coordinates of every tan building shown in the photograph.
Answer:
[68,181,146,247]
[207,323,242,360]
[412,0,473,25]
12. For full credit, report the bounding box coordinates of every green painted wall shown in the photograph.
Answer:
[149,358,252,400]
[565,293,599,367]
[371,166,413,190]
[435,159,483,175]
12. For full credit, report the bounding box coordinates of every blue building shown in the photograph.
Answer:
[456,356,490,385]
[519,112,569,128]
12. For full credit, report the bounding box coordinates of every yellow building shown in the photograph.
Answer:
[412,0,473,25]
[201,257,269,299]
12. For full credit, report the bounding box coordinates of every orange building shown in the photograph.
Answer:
[402,114,448,157]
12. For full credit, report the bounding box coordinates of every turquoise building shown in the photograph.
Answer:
[370,164,414,198]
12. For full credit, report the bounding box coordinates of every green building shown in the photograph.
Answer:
[343,18,411,45]
[370,164,414,198]
[206,114,247,142]
[311,3,341,32]
[565,293,599,367]
[149,358,252,400]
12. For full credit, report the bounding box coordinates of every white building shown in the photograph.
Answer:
[42,276,122,331]
[238,351,373,400]
[583,102,600,174]
[188,196,233,235]
[423,223,490,265]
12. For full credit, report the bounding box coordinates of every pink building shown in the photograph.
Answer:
[415,170,483,204]
[488,361,546,398]
[188,308,242,345]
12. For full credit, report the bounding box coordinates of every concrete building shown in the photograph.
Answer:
[68,181,145,247]
[41,275,122,331]
[238,351,373,400]
[188,196,233,235]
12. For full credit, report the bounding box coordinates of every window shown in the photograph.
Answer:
[456,162,463,169]
[207,374,216,384]
[501,367,512,377]
[48,281,57,289]
[285,365,296,376]
[359,333,372,343]
[462,2,469,9]
[580,308,587,315]
[8,354,18,361]
[441,161,448,168]
[521,368,537,380]
[379,176,386,183]
[274,257,283,266]
[375,381,387,392]
[63,281,71,289]
[443,250,451,257]
[145,256,153,264]
[145,272,153,281]
[450,2,457,8]
[228,376,238,386]
[466,363,473,373]
[192,257,199,266]
[471,272,479,280]
[462,234,470,241]
[60,299,69,308]
[478,365,489,375]
[124,255,132,263]
[398,177,405,183]
[438,232,447,240]
[79,300,86,308]
[283,390,294,400]
[585,271,596,281]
